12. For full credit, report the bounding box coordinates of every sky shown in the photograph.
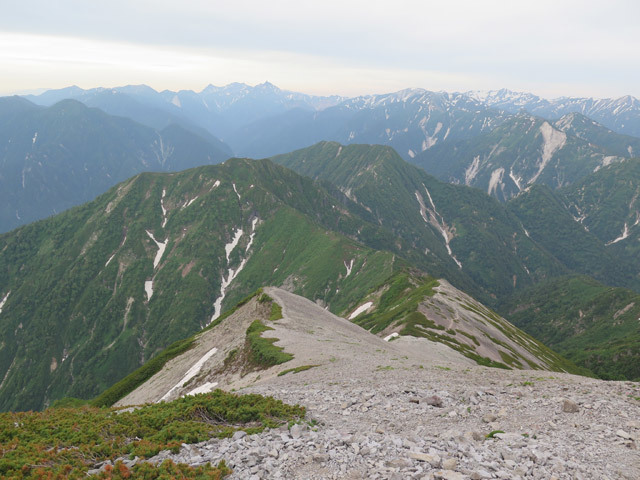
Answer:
[1,0,639,99]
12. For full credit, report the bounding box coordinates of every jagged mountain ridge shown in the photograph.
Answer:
[227,89,509,159]
[0,97,231,232]
[25,82,345,142]
[466,88,640,138]
[415,113,627,201]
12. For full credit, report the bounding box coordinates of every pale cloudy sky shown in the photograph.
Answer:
[1,0,638,98]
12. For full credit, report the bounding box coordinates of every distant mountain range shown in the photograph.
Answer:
[466,88,640,138]
[415,113,637,201]
[0,97,231,232]
[22,83,640,202]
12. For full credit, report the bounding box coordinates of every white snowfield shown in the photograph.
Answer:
[225,228,243,262]
[0,291,10,314]
[210,219,259,324]
[416,186,462,269]
[104,253,116,267]
[187,381,219,396]
[344,258,354,277]
[144,281,154,301]
[159,347,218,402]
[383,332,400,342]
[161,189,168,228]
[607,223,630,245]
[146,230,167,269]
[348,301,373,320]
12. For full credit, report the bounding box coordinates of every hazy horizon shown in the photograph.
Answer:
[2,1,639,99]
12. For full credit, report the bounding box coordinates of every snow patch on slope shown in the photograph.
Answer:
[146,230,167,269]
[105,253,116,267]
[160,189,168,228]
[145,281,154,300]
[210,219,259,324]
[606,223,630,245]
[0,291,10,314]
[509,169,522,191]
[349,301,373,320]
[344,259,354,277]
[187,381,219,396]
[415,187,462,269]
[225,228,244,262]
[159,346,218,402]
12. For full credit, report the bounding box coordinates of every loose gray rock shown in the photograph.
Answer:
[424,395,444,407]
[562,399,579,413]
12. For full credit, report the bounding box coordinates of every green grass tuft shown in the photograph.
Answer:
[269,302,283,321]
[246,320,293,367]
[277,365,319,376]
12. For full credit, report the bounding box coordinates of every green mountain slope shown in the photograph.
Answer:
[0,159,400,411]
[0,97,231,232]
[562,159,640,274]
[346,271,586,375]
[507,185,639,291]
[415,114,624,201]
[272,141,567,303]
[502,275,640,381]
[553,112,640,158]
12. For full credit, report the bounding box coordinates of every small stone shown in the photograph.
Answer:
[409,452,441,467]
[409,397,420,404]
[562,399,579,413]
[482,413,497,423]
[616,429,633,440]
[442,458,457,470]
[385,458,412,468]
[290,423,305,439]
[232,430,247,441]
[470,469,492,479]
[424,395,444,408]
[434,470,465,480]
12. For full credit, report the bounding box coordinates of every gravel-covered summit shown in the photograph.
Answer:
[139,288,640,479]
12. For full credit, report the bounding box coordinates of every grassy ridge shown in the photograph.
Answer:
[246,319,293,368]
[0,390,304,479]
